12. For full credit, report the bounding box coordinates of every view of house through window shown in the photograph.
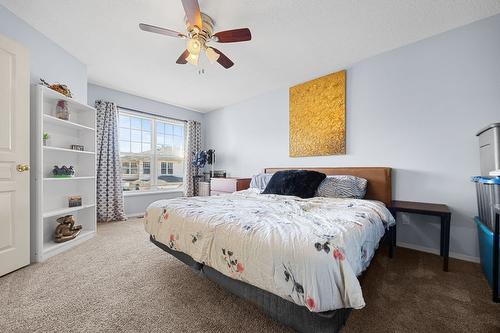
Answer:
[118,109,185,192]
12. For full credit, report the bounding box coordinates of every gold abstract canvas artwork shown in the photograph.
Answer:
[289,70,346,157]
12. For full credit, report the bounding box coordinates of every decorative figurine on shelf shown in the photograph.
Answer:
[68,195,82,208]
[52,165,75,178]
[43,133,49,146]
[70,145,84,151]
[40,78,72,98]
[55,100,70,120]
[54,215,82,243]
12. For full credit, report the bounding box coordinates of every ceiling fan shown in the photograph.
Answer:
[139,0,252,69]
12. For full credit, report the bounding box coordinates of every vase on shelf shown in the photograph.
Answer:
[56,100,69,120]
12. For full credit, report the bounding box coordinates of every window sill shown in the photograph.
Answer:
[123,189,184,197]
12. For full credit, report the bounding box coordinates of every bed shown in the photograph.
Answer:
[144,167,394,332]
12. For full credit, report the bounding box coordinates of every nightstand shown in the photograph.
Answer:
[390,200,451,271]
[210,177,251,196]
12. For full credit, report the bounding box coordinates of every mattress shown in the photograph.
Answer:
[151,236,352,333]
[144,188,395,312]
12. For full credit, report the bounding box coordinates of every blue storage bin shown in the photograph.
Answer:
[475,217,500,288]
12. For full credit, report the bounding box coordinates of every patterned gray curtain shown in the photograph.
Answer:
[95,100,126,222]
[184,120,202,197]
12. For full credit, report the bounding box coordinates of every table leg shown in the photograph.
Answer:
[388,210,396,259]
[442,214,451,272]
[393,223,397,248]
[440,218,444,257]
[389,225,395,258]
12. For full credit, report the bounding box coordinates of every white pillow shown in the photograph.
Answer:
[316,175,368,199]
[250,173,274,191]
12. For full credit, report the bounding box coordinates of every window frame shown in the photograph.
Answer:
[117,108,185,193]
[143,161,150,175]
[160,162,167,175]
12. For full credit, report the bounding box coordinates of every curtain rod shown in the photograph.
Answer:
[117,105,187,123]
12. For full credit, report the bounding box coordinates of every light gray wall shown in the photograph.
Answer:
[88,83,204,216]
[204,14,500,261]
[87,84,204,123]
[123,192,181,217]
[0,5,87,103]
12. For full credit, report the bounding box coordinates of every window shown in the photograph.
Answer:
[118,109,185,192]
[143,162,150,175]
[159,162,174,175]
[130,162,138,175]
[122,161,138,175]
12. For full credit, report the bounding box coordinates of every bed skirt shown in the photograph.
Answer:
[150,235,352,333]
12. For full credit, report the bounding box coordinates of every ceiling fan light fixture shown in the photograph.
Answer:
[186,53,199,65]
[187,38,202,55]
[140,1,251,70]
[205,47,220,64]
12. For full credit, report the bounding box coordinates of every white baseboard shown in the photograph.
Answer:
[126,212,145,219]
[396,241,480,263]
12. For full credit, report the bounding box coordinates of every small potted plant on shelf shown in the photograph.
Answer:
[52,165,75,178]
[43,133,49,146]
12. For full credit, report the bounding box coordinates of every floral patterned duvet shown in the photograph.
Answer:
[144,188,395,312]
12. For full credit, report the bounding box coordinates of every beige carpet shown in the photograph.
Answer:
[0,218,498,333]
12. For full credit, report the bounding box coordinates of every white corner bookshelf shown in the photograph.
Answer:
[31,85,97,262]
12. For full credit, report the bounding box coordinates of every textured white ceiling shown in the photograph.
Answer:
[2,0,500,112]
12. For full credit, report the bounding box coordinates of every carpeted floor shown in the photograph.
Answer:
[1,218,499,333]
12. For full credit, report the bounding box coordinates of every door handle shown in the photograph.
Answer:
[16,164,30,172]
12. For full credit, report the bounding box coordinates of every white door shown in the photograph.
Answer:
[0,33,30,276]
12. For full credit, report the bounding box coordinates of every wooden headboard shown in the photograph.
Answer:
[264,167,392,206]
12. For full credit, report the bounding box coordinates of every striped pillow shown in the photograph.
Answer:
[315,175,368,199]
[250,173,274,191]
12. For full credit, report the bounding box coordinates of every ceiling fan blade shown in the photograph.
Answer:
[214,28,252,43]
[181,0,202,29]
[176,50,190,64]
[210,48,234,69]
[139,23,186,38]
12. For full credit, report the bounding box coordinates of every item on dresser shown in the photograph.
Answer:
[202,172,211,182]
[316,175,368,199]
[68,195,82,208]
[54,215,82,243]
[55,100,70,120]
[210,170,226,178]
[70,144,85,151]
[262,170,326,199]
[207,149,216,176]
[52,165,75,178]
[210,177,250,196]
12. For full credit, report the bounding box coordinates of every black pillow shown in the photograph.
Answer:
[262,170,327,199]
